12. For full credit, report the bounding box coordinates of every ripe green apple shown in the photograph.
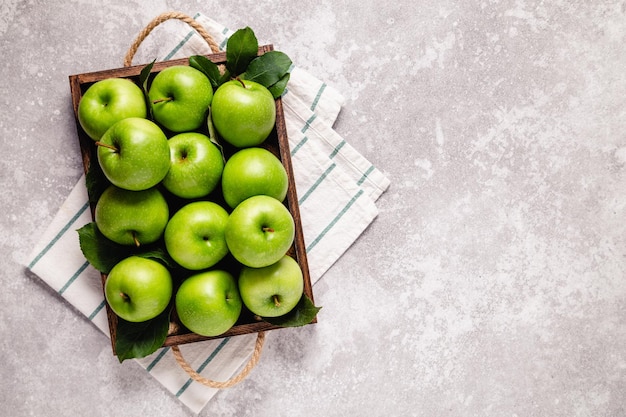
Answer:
[211,79,276,148]
[225,195,295,268]
[78,78,147,141]
[164,201,230,270]
[221,147,288,208]
[104,256,173,322]
[162,132,224,199]
[238,255,304,317]
[95,185,169,247]
[148,65,213,132]
[96,117,170,191]
[175,270,242,337]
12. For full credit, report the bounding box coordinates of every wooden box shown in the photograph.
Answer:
[69,45,315,353]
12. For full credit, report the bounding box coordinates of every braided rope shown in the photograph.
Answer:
[123,11,220,67]
[171,332,266,389]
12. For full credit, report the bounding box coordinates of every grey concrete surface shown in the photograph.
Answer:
[2,1,626,416]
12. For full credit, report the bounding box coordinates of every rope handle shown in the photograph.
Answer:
[123,11,221,67]
[171,332,266,389]
[125,12,265,389]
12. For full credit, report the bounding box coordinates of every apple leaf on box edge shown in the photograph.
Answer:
[241,51,292,93]
[77,222,128,274]
[205,107,226,164]
[139,59,155,96]
[139,60,156,119]
[115,307,171,362]
[263,294,321,328]
[267,72,291,99]
[226,27,259,76]
[189,55,222,89]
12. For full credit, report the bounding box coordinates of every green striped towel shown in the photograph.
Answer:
[26,14,389,414]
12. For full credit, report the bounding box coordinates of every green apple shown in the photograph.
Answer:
[225,195,295,268]
[104,256,173,322]
[162,132,224,199]
[96,117,170,191]
[78,78,147,141]
[95,185,169,246]
[164,201,229,270]
[175,270,242,337]
[238,255,304,317]
[221,147,288,208]
[211,79,276,148]
[148,65,213,132]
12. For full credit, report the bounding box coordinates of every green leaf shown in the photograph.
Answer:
[189,55,222,88]
[115,307,171,362]
[77,223,128,274]
[263,294,321,327]
[242,51,292,89]
[206,107,226,164]
[267,72,291,98]
[226,27,259,76]
[218,68,232,86]
[139,59,156,95]
[77,223,176,274]
[136,248,176,270]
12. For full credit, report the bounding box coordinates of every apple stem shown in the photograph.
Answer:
[235,76,246,88]
[262,227,275,233]
[95,141,118,152]
[152,97,173,104]
[273,295,281,308]
[120,292,130,302]
[132,232,141,247]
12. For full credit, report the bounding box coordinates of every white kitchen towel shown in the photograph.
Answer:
[26,13,390,414]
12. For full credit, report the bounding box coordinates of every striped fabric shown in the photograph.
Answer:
[26,14,389,414]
